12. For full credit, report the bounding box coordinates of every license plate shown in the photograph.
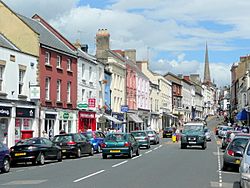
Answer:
[62,150,66,153]
[15,152,26,156]
[110,150,120,153]
[189,142,196,144]
[235,159,241,164]
[166,133,171,135]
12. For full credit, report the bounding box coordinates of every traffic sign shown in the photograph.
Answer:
[77,103,88,109]
[121,105,129,112]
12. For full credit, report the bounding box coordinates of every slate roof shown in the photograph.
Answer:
[0,34,19,51]
[18,14,76,56]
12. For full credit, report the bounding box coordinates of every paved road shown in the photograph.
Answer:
[0,117,241,188]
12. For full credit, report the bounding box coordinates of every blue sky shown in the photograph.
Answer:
[4,0,250,87]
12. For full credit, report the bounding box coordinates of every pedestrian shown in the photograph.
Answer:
[175,128,180,142]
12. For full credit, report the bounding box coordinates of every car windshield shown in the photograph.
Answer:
[147,131,154,134]
[164,128,173,131]
[16,139,41,146]
[131,132,146,137]
[105,134,126,142]
[183,125,203,133]
[53,135,73,142]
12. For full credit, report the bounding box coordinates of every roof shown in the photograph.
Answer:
[0,34,19,51]
[77,48,98,65]
[18,14,76,56]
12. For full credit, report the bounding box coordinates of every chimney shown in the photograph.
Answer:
[124,49,136,63]
[81,44,88,53]
[96,29,110,62]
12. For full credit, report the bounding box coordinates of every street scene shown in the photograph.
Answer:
[1,0,250,188]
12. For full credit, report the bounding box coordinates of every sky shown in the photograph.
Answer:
[3,0,250,87]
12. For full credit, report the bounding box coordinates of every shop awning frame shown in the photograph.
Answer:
[236,109,248,121]
[128,113,143,123]
[102,114,123,124]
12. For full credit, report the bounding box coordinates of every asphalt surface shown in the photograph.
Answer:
[0,116,241,188]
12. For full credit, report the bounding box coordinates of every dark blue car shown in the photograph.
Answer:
[82,131,105,153]
[0,141,10,173]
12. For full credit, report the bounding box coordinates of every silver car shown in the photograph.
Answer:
[223,134,250,171]
[239,140,250,188]
[146,130,160,145]
[204,127,212,141]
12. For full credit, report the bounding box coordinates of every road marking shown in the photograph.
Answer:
[159,144,162,148]
[145,150,152,154]
[112,160,128,168]
[73,170,105,183]
[153,147,159,150]
[132,154,142,160]
[217,146,223,187]
[217,170,239,175]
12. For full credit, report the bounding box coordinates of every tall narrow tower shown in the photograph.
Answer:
[203,42,211,85]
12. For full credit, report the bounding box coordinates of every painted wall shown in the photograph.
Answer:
[104,72,112,113]
[39,47,77,109]
[0,2,39,57]
[126,63,137,110]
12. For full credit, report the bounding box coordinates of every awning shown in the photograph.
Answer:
[102,114,123,124]
[236,109,248,121]
[128,113,143,123]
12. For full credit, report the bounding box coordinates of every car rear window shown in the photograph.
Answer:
[229,138,249,150]
[53,135,73,142]
[105,134,126,141]
[82,132,93,139]
[16,139,41,145]
[131,132,146,137]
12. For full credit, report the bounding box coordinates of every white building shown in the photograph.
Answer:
[0,34,39,147]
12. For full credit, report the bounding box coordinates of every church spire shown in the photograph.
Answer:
[203,42,211,85]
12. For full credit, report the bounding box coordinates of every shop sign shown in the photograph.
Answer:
[16,108,35,118]
[0,106,11,117]
[88,98,96,108]
[77,103,88,109]
[59,112,73,120]
[121,105,129,113]
[79,112,95,119]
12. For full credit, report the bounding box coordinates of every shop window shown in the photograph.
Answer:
[45,119,55,139]
[0,118,8,144]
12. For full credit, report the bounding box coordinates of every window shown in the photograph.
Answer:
[82,64,85,79]
[57,80,61,101]
[45,77,51,100]
[67,81,71,103]
[45,52,50,65]
[82,89,85,101]
[56,55,61,68]
[99,67,102,81]
[89,66,92,80]
[89,91,92,98]
[0,66,4,91]
[19,69,25,94]
[67,59,72,71]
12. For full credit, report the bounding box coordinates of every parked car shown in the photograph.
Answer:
[131,131,150,149]
[223,134,250,171]
[204,127,212,141]
[10,137,62,166]
[221,130,241,149]
[0,141,10,173]
[219,126,234,138]
[53,133,94,158]
[163,127,174,138]
[181,123,207,149]
[101,133,140,159]
[82,131,105,153]
[239,140,250,188]
[145,130,160,144]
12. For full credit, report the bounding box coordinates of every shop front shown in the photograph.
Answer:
[58,111,76,134]
[0,106,11,145]
[127,113,143,132]
[78,111,96,132]
[112,112,124,131]
[138,109,150,130]
[15,107,35,142]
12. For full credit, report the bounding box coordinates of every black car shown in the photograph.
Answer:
[163,127,174,138]
[0,141,10,173]
[10,137,62,166]
[53,133,94,158]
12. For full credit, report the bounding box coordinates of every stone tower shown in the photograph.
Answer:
[203,42,211,85]
[96,29,110,63]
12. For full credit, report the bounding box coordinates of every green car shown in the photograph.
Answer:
[101,133,140,159]
[181,123,207,149]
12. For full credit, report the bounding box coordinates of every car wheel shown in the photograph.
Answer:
[128,149,133,158]
[136,148,140,156]
[38,153,45,165]
[202,142,206,150]
[102,154,107,159]
[147,144,150,149]
[1,158,10,173]
[89,147,94,156]
[57,151,62,162]
[97,145,102,153]
[181,144,186,149]
[76,148,81,158]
